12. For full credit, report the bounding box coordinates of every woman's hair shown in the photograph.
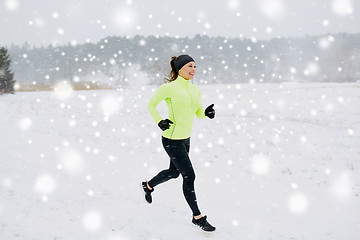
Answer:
[165,56,178,82]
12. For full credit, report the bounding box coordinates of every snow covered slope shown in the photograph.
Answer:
[1,82,359,240]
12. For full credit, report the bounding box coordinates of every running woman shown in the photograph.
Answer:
[142,55,216,232]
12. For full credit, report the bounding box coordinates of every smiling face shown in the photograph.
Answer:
[178,61,196,80]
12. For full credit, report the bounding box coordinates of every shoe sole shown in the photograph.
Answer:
[192,223,216,234]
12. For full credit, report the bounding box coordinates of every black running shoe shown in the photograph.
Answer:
[192,216,216,232]
[141,182,154,204]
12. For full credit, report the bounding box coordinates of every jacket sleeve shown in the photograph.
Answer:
[147,84,169,124]
[195,86,206,119]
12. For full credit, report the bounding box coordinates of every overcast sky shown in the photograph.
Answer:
[1,0,358,47]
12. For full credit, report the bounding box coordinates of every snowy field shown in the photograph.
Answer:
[1,82,359,240]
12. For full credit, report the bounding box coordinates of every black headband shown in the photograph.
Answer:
[174,55,195,72]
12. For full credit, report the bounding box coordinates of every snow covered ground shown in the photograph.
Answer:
[1,82,359,240]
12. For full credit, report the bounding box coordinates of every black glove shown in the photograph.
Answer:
[205,104,215,119]
[158,119,173,131]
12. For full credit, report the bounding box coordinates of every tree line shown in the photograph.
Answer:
[3,32,360,92]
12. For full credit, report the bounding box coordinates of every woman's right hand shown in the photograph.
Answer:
[158,119,173,131]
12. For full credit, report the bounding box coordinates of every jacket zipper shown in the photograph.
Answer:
[186,84,193,108]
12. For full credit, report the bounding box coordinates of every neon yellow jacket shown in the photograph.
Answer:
[148,76,206,139]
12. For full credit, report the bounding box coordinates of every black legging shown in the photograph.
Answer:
[148,137,201,216]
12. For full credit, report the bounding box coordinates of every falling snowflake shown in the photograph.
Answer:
[59,149,85,175]
[82,211,103,232]
[113,7,137,30]
[318,38,331,50]
[288,192,309,214]
[303,62,319,76]
[53,81,74,100]
[331,0,354,16]
[33,174,56,195]
[4,0,19,11]
[100,95,122,117]
[18,118,32,131]
[57,28,65,36]
[250,154,271,175]
[258,0,287,20]
[227,0,240,11]
[52,12,59,19]
[332,172,353,200]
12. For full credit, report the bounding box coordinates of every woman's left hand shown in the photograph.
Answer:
[205,104,215,119]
